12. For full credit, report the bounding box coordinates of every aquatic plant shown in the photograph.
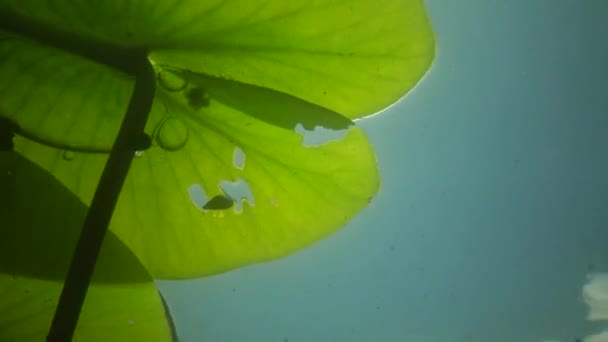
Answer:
[0,0,434,340]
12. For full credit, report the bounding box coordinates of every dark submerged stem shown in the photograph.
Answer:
[47,57,156,342]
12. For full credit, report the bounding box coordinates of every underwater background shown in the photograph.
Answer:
[158,0,608,341]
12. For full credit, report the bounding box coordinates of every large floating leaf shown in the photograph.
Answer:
[0,0,435,278]
[1,0,434,119]
[14,73,379,278]
[0,151,173,341]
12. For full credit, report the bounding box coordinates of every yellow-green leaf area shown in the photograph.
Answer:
[0,32,133,150]
[15,73,380,279]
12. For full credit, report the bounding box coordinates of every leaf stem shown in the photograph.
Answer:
[46,56,156,342]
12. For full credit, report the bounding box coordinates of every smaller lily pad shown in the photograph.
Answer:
[0,150,173,341]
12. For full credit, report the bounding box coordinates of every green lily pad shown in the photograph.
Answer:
[0,0,435,279]
[1,0,434,120]
[14,74,380,278]
[0,150,173,341]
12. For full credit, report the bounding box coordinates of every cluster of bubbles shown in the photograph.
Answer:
[60,67,211,160]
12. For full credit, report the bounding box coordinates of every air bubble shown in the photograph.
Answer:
[62,151,75,161]
[156,117,189,151]
[134,150,144,157]
[158,68,187,92]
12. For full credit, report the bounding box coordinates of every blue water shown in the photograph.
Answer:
[158,1,608,341]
